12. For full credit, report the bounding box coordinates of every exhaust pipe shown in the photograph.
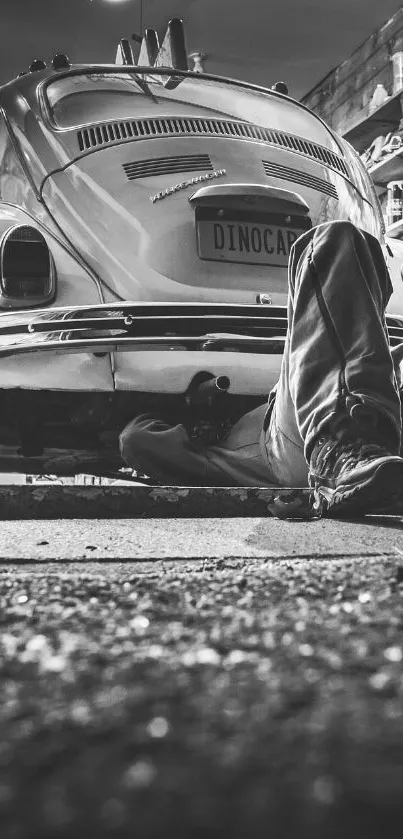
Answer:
[187,375,230,409]
[185,374,231,443]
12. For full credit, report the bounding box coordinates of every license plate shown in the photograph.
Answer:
[196,219,302,267]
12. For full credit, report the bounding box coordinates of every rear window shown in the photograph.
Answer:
[45,74,146,128]
[44,70,342,153]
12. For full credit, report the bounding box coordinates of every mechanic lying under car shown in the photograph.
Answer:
[119,220,403,518]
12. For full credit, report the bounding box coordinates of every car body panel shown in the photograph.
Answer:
[0,348,114,391]
[0,67,384,308]
[41,135,374,304]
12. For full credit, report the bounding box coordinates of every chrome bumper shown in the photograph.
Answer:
[0,301,402,357]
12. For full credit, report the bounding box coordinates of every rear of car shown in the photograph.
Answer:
[0,58,399,478]
[38,68,383,305]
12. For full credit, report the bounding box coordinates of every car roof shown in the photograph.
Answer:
[0,64,340,138]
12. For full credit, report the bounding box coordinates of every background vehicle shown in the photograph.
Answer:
[0,19,402,480]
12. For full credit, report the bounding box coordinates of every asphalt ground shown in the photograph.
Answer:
[1,516,403,838]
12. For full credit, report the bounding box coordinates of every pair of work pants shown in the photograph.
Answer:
[120,221,402,486]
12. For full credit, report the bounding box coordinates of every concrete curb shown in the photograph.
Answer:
[0,485,311,519]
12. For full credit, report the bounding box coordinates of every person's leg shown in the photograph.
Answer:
[121,220,403,499]
[263,220,403,514]
[120,405,275,486]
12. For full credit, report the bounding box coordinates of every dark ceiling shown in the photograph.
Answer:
[1,0,402,99]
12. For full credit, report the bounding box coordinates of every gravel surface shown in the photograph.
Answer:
[1,550,403,838]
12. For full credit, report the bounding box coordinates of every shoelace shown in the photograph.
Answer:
[318,435,391,474]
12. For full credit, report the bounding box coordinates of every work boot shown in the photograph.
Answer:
[309,421,403,518]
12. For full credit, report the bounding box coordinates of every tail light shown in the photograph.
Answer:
[0,225,56,309]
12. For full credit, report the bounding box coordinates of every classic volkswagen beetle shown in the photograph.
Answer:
[0,19,402,480]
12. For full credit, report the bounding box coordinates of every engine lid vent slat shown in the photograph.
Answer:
[262,160,338,200]
[262,160,339,200]
[76,118,349,177]
[122,154,213,181]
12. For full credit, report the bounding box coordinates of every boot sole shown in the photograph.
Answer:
[310,458,403,518]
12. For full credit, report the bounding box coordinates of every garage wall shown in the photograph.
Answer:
[302,7,403,136]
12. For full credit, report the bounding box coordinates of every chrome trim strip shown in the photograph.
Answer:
[0,314,288,337]
[0,302,289,356]
[0,334,287,359]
